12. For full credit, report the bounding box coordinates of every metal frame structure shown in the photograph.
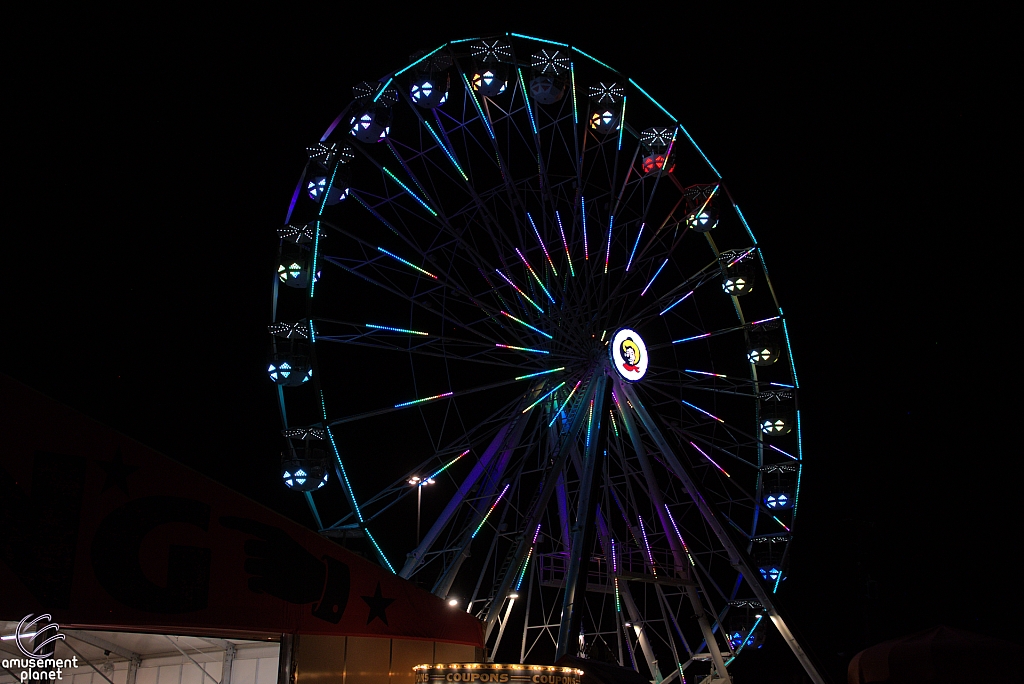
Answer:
[270,34,821,684]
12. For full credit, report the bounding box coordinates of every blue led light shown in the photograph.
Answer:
[372,78,393,102]
[640,259,668,296]
[569,62,578,124]
[365,528,396,573]
[522,382,566,414]
[572,47,614,71]
[618,96,626,150]
[581,196,588,259]
[733,203,758,245]
[626,221,644,271]
[782,318,799,387]
[394,44,446,76]
[660,290,693,316]
[423,120,468,180]
[518,68,539,135]
[366,323,429,336]
[677,122,722,179]
[319,391,363,524]
[461,73,495,139]
[516,367,564,380]
[509,32,568,47]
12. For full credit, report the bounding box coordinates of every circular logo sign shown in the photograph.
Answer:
[610,328,648,381]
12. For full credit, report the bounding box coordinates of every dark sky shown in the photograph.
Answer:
[7,6,1008,682]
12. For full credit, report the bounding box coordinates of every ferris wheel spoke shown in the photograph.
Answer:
[320,256,528,348]
[312,337,557,371]
[333,394,530,532]
[403,388,544,583]
[349,154,521,288]
[383,125,522,267]
[326,374,559,428]
[479,371,603,637]
[617,380,820,679]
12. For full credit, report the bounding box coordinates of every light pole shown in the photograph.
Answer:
[408,476,434,545]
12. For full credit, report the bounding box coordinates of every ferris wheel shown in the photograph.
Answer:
[269,34,822,684]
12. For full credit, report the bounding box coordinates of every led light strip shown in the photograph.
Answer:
[522,382,567,414]
[515,367,564,380]
[585,399,594,448]
[617,96,626,150]
[581,196,589,260]
[472,483,511,538]
[383,167,438,217]
[638,516,657,577]
[727,246,756,267]
[641,259,668,296]
[660,290,693,316]
[423,120,468,181]
[517,68,539,135]
[394,44,446,77]
[549,380,583,427]
[495,269,544,314]
[626,221,645,271]
[689,440,730,477]
[516,247,556,303]
[681,398,725,423]
[569,62,578,124]
[496,343,549,354]
[604,216,613,274]
[556,211,574,277]
[672,332,711,344]
[394,391,453,409]
[526,213,558,276]
[365,323,428,336]
[377,247,438,279]
[684,369,726,378]
[501,310,552,339]
[424,449,470,481]
[461,72,495,140]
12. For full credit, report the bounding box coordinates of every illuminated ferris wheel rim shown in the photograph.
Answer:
[269,31,819,683]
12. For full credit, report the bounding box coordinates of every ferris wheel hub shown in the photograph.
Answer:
[610,328,648,382]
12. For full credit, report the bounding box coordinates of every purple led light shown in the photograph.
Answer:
[689,440,730,477]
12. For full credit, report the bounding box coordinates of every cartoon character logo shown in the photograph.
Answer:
[620,337,641,372]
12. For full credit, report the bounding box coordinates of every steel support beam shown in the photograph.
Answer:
[63,630,141,662]
[432,405,531,597]
[555,371,607,659]
[401,410,520,579]
[482,372,601,640]
[594,504,661,681]
[620,382,825,684]
[164,636,221,684]
[613,377,730,680]
[276,636,294,684]
[222,643,236,684]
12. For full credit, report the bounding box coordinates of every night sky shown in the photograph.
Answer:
[7,7,1008,683]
